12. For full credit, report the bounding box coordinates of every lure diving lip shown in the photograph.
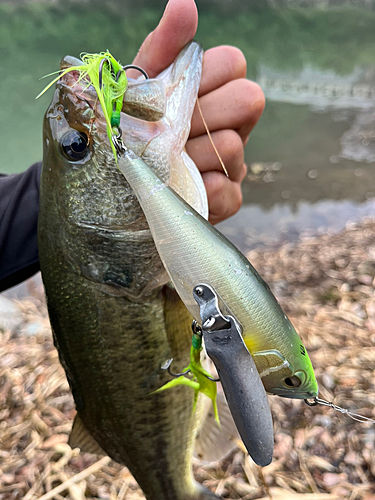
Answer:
[193,283,274,467]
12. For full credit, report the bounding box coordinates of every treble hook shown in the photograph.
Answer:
[161,358,191,378]
[99,58,150,90]
[98,57,112,89]
[121,64,149,80]
[161,357,220,382]
[160,319,220,383]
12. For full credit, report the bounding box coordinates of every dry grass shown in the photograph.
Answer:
[1,219,375,499]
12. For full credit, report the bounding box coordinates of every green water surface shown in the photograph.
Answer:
[1,1,375,245]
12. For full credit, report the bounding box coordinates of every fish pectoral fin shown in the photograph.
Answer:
[194,393,239,463]
[69,414,106,456]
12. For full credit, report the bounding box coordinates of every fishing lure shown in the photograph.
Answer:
[157,324,220,425]
[37,51,128,160]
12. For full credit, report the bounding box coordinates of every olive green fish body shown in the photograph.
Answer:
[39,43,220,500]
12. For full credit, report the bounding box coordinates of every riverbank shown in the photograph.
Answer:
[1,220,375,499]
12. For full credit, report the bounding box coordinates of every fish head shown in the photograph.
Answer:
[41,45,206,298]
[42,44,206,230]
[42,55,158,231]
[252,348,319,399]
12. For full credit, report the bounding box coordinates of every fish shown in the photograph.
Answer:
[116,149,319,400]
[38,42,227,500]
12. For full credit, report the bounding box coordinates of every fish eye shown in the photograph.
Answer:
[284,376,302,388]
[61,130,89,161]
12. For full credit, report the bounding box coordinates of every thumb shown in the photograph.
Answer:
[132,0,198,78]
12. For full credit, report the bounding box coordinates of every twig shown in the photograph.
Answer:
[298,451,319,494]
[35,456,111,500]
[258,465,273,499]
[23,462,52,500]
[117,481,129,500]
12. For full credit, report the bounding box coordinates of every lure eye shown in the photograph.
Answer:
[284,376,302,388]
[61,130,89,161]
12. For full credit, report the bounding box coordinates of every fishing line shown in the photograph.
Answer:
[196,98,229,178]
[305,396,375,423]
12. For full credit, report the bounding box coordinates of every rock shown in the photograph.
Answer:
[24,321,45,337]
[357,274,373,286]
[357,261,375,276]
[322,472,348,487]
[0,296,23,332]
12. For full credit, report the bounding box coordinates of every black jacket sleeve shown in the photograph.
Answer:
[0,162,42,292]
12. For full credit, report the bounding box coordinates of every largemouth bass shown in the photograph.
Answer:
[38,42,223,500]
[116,149,318,400]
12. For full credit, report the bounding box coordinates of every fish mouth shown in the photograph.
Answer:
[271,386,319,399]
[276,391,318,400]
[59,56,98,107]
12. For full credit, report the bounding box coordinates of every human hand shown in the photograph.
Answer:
[132,0,265,224]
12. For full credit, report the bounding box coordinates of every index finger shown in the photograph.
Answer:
[198,46,247,97]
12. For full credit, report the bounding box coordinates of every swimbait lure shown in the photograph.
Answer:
[115,147,318,400]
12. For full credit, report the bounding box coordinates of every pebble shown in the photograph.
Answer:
[24,321,45,337]
[358,274,373,286]
[322,472,348,487]
[0,296,23,332]
[307,169,318,179]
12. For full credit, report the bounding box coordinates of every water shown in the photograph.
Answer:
[1,1,375,252]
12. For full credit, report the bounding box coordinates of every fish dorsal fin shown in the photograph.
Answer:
[69,414,106,456]
[194,392,240,463]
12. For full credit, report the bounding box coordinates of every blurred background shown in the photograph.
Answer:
[2,0,375,253]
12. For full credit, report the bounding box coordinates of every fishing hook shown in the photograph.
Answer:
[305,396,375,423]
[121,65,149,80]
[202,372,220,383]
[161,357,220,382]
[99,57,150,89]
[161,358,191,378]
[99,58,149,89]
[160,320,220,384]
[98,57,112,89]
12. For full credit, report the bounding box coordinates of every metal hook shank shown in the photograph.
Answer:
[122,65,149,80]
[160,358,191,378]
[98,57,111,90]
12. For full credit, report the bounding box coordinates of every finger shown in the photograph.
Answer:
[190,79,265,144]
[185,129,245,183]
[131,0,198,78]
[202,171,243,225]
[199,46,247,97]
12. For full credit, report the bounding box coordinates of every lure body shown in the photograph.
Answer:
[117,150,318,399]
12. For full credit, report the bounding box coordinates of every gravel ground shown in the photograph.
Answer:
[1,219,375,500]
